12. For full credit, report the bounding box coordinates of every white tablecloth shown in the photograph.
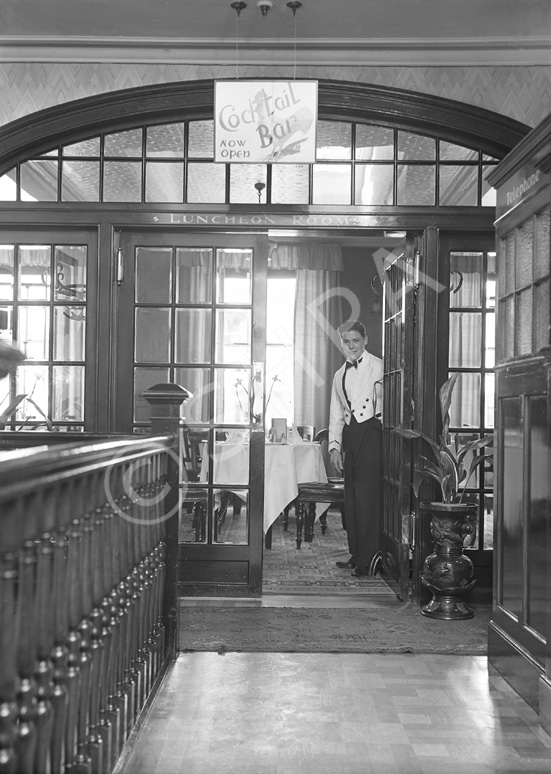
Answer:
[200,441,330,532]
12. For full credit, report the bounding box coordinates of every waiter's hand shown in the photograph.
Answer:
[329,449,343,475]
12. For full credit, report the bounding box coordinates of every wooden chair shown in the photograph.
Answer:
[294,428,345,549]
[295,424,315,441]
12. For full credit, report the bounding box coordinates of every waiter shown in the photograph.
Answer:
[328,320,383,577]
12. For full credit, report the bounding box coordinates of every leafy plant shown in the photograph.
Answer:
[392,373,493,504]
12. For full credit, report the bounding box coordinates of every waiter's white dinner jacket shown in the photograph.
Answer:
[328,351,383,454]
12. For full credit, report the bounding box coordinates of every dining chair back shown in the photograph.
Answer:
[296,424,315,442]
[292,428,346,548]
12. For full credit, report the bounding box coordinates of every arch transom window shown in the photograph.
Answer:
[0,120,498,207]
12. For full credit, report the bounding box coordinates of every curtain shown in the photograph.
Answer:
[269,243,344,435]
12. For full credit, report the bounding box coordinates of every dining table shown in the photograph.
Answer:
[199,439,331,537]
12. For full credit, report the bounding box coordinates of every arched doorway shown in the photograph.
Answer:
[0,79,529,598]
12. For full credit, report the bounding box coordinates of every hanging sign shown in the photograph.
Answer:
[214,80,318,163]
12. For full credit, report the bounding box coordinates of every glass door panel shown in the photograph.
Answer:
[116,230,267,595]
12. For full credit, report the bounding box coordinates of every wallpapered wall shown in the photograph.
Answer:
[0,63,550,130]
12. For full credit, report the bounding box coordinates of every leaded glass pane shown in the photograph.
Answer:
[63,138,101,157]
[449,372,480,428]
[439,141,478,161]
[61,161,100,202]
[53,307,85,361]
[485,312,495,367]
[188,121,214,158]
[135,308,171,362]
[176,248,212,304]
[16,365,49,422]
[535,206,550,282]
[175,309,212,364]
[271,164,309,204]
[145,162,184,203]
[180,486,208,543]
[52,365,84,421]
[214,489,248,544]
[0,170,17,202]
[215,309,251,364]
[516,218,534,289]
[54,245,87,303]
[187,162,225,203]
[213,440,249,486]
[439,166,477,206]
[355,164,393,205]
[134,366,169,422]
[316,121,352,160]
[136,247,172,304]
[487,253,496,308]
[449,312,482,367]
[214,368,251,424]
[146,124,185,157]
[485,373,495,428]
[397,132,436,161]
[0,247,14,301]
[534,278,550,351]
[21,160,58,201]
[104,129,142,157]
[450,252,482,308]
[174,367,211,423]
[0,307,13,338]
[216,250,251,304]
[104,162,142,202]
[482,166,497,206]
[397,165,435,205]
[18,246,50,300]
[312,164,351,205]
[356,125,393,160]
[516,287,533,356]
[229,164,267,204]
[504,232,515,296]
[19,306,49,359]
[499,296,515,362]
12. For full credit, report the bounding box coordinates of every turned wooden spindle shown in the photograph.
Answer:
[0,551,18,774]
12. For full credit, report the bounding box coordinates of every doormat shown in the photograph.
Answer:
[179,604,490,655]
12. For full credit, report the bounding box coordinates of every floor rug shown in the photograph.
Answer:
[262,509,395,595]
[179,604,490,655]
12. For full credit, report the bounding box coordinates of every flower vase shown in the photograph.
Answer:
[420,502,477,620]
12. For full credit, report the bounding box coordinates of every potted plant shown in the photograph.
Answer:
[393,373,493,620]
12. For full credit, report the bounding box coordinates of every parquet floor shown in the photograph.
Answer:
[115,652,551,774]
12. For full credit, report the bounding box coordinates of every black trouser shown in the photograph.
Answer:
[342,415,382,568]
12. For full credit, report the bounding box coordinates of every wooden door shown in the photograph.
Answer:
[115,229,268,596]
[380,234,416,601]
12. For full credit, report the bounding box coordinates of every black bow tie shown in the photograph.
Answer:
[346,358,362,370]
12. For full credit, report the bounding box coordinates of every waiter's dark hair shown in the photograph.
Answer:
[338,319,367,338]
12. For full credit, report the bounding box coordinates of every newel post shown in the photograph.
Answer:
[144,382,192,436]
[144,383,192,658]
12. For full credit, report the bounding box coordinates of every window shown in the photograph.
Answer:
[448,251,495,549]
[0,242,87,431]
[0,121,499,208]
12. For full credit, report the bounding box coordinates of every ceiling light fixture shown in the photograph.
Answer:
[257,0,273,16]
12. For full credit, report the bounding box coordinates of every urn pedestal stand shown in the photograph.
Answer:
[420,502,477,620]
